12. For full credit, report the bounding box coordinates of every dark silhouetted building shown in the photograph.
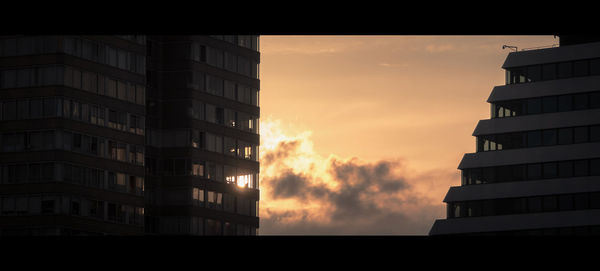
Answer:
[430,36,600,236]
[0,35,260,235]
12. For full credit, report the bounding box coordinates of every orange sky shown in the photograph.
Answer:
[258,35,557,235]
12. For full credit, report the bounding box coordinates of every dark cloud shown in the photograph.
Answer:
[260,130,449,235]
[261,140,300,166]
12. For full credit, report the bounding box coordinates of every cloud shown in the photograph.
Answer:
[425,43,455,53]
[377,62,408,68]
[259,118,450,235]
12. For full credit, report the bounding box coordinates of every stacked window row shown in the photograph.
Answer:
[0,96,145,136]
[189,100,259,134]
[491,90,600,118]
[146,128,258,161]
[0,194,144,226]
[115,35,146,45]
[163,187,258,216]
[0,36,58,57]
[0,129,144,166]
[0,65,146,106]
[0,162,144,196]
[461,158,600,186]
[187,72,259,107]
[158,158,258,189]
[505,57,600,85]
[477,124,600,152]
[447,191,600,219]
[156,216,257,236]
[209,35,259,51]
[190,43,259,79]
[63,36,146,75]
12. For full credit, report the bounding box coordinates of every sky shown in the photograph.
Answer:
[257,35,558,235]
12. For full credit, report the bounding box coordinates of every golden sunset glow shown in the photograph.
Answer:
[258,35,557,234]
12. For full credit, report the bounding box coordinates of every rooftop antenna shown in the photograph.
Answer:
[502,45,518,52]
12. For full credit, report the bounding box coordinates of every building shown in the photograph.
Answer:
[0,35,260,236]
[429,35,600,236]
[144,36,260,235]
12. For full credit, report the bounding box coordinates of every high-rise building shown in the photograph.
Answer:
[144,36,260,235]
[430,36,600,236]
[0,35,260,236]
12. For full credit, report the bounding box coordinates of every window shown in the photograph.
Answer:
[2,70,16,88]
[17,68,33,88]
[558,62,572,78]
[542,130,557,146]
[526,65,541,82]
[527,164,542,180]
[574,126,589,143]
[542,63,557,80]
[573,93,589,110]
[72,69,81,89]
[3,100,16,120]
[17,100,29,119]
[542,96,557,113]
[30,99,41,119]
[29,132,42,150]
[192,162,204,176]
[573,60,589,77]
[591,159,600,176]
[526,98,542,114]
[41,199,55,214]
[542,195,558,212]
[542,162,558,179]
[118,50,127,70]
[106,78,117,98]
[527,131,542,147]
[573,160,588,177]
[43,98,56,117]
[224,52,237,72]
[591,125,600,142]
[71,100,80,120]
[528,197,543,212]
[224,80,236,100]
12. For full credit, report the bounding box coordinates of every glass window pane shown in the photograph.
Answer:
[30,99,41,118]
[542,96,557,113]
[590,125,600,142]
[528,197,543,212]
[542,63,557,80]
[527,164,542,180]
[17,100,29,119]
[2,70,17,88]
[526,65,541,82]
[573,93,589,110]
[590,159,600,176]
[527,131,542,147]
[574,160,589,177]
[558,62,572,78]
[573,60,589,77]
[558,161,573,178]
[591,59,600,75]
[590,92,600,109]
[558,127,573,145]
[526,98,542,114]
[43,98,56,117]
[542,130,557,146]
[542,162,558,179]
[574,126,589,143]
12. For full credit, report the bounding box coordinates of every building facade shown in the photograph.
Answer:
[144,36,260,235]
[430,36,600,236]
[0,36,147,235]
[0,35,260,236]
